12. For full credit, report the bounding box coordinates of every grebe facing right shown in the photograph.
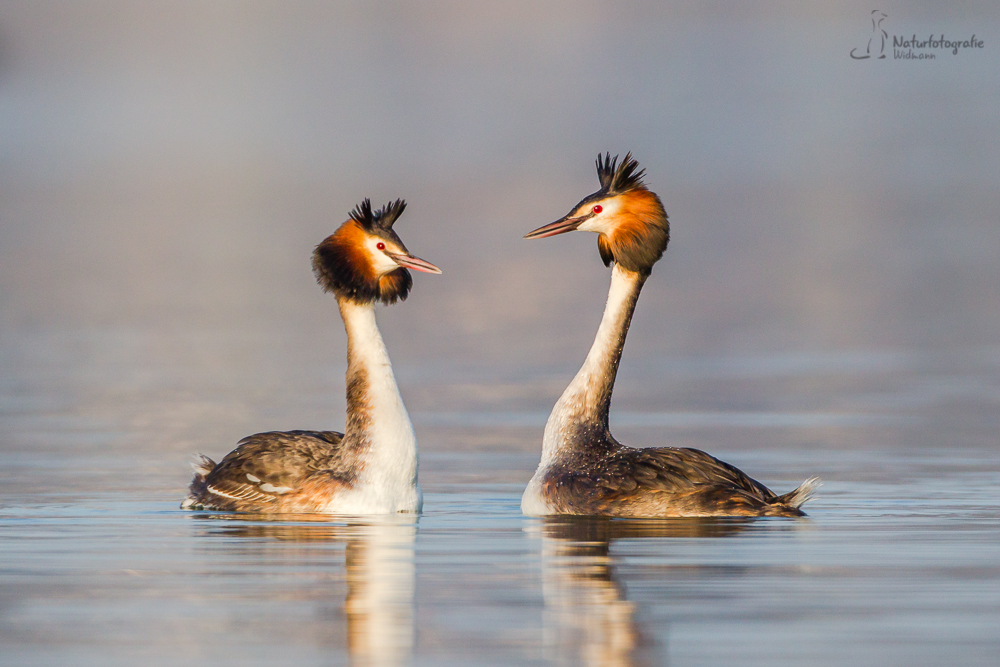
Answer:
[183,198,440,515]
[521,153,819,518]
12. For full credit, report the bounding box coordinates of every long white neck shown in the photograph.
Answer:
[338,298,419,505]
[539,264,645,464]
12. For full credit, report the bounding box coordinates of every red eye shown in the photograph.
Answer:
[593,205,603,214]
[376,242,385,250]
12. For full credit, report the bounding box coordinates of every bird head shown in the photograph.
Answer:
[312,198,441,305]
[524,153,669,274]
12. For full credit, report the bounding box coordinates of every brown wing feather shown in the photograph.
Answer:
[187,430,355,512]
[213,430,347,487]
[542,446,796,517]
[585,447,774,497]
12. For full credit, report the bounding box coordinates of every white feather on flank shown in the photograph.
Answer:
[205,485,244,501]
[259,483,292,494]
[206,484,271,503]
[325,299,422,515]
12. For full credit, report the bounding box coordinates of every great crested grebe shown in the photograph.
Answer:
[521,153,819,518]
[182,198,440,514]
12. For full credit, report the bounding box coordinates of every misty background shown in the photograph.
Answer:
[1,2,998,475]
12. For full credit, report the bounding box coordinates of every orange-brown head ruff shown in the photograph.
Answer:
[525,152,669,275]
[312,198,441,305]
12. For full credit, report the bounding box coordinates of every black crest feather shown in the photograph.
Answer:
[349,198,407,232]
[596,152,646,195]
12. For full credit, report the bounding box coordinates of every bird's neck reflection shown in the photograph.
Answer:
[196,514,416,667]
[533,516,751,667]
[344,521,416,666]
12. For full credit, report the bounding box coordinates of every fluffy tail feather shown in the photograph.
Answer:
[774,476,821,509]
[180,454,217,509]
[190,454,216,478]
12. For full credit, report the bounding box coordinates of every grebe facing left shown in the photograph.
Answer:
[183,199,440,514]
[521,153,819,518]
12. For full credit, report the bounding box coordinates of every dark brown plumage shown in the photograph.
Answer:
[539,443,811,518]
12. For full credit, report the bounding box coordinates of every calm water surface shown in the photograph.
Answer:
[2,331,998,666]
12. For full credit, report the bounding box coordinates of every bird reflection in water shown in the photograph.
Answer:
[531,516,752,667]
[192,513,416,667]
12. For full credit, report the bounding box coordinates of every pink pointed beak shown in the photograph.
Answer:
[386,251,442,274]
[524,214,588,239]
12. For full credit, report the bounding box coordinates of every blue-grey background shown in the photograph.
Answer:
[1,2,998,666]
